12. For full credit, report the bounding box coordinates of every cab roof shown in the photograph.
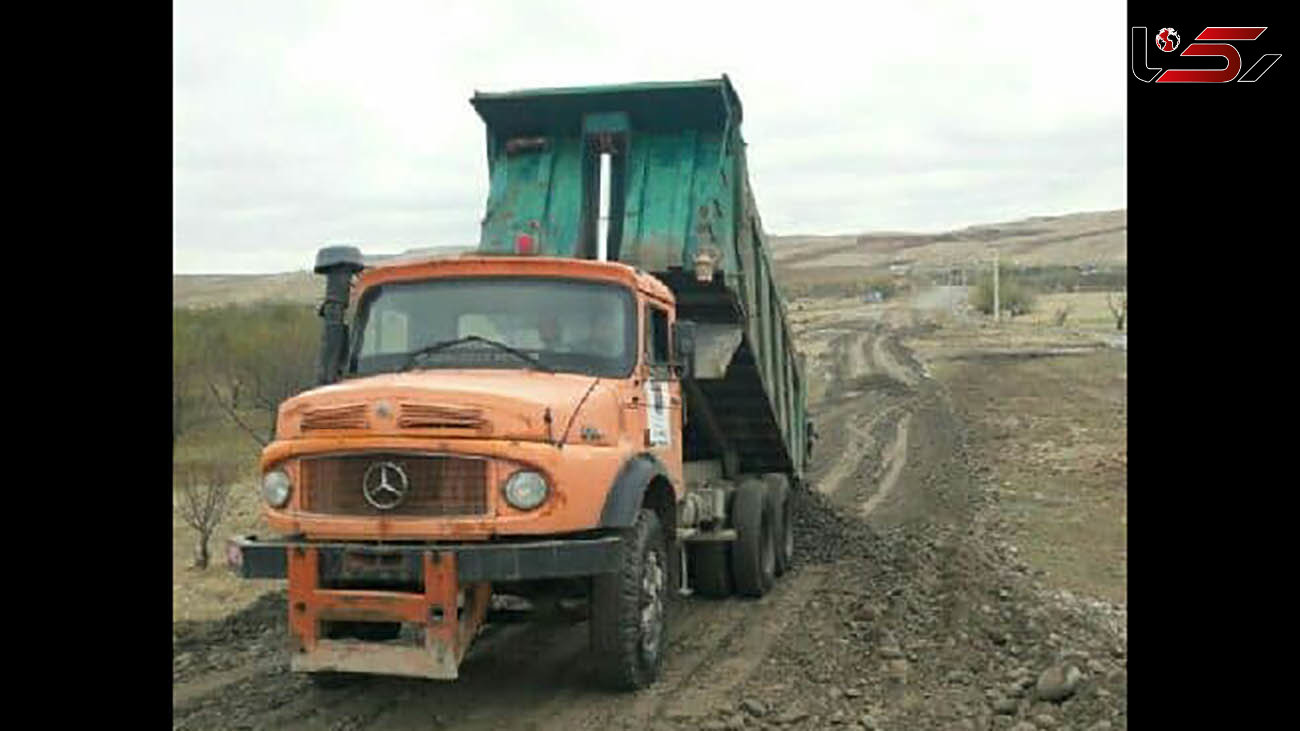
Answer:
[354,255,675,305]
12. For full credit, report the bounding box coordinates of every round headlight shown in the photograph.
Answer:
[262,469,292,508]
[503,470,548,510]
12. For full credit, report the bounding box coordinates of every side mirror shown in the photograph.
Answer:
[674,320,697,380]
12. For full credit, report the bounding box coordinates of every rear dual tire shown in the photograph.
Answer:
[731,478,777,597]
[693,474,794,599]
[762,473,795,576]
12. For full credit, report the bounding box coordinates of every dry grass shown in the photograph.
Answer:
[1019,291,1128,334]
[173,271,322,309]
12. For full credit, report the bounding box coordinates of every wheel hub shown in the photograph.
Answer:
[640,549,665,659]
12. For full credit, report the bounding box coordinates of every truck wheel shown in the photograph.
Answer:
[762,473,794,576]
[689,541,733,598]
[730,478,775,597]
[590,508,668,690]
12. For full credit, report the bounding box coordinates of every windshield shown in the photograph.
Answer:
[349,277,637,378]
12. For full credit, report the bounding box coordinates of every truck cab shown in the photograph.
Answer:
[229,77,809,690]
[265,256,684,542]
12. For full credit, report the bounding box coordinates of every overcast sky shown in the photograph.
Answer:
[173,1,1126,274]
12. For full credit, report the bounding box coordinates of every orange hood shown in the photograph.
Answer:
[276,369,622,446]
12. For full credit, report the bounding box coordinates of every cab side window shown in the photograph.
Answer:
[645,305,671,371]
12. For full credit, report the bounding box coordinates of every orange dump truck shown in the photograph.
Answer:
[228,77,811,690]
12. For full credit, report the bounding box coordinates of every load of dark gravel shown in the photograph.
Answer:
[789,480,884,566]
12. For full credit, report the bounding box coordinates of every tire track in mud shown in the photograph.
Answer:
[860,412,911,519]
[506,565,831,731]
[801,312,930,523]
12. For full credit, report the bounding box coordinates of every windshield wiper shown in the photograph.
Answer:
[402,335,552,373]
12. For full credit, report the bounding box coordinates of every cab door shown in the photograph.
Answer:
[642,301,683,487]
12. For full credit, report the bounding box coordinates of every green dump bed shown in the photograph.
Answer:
[471,77,807,480]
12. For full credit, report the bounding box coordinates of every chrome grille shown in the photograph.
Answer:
[302,454,488,517]
[301,404,368,431]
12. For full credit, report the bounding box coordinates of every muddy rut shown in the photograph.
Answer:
[173,297,1127,731]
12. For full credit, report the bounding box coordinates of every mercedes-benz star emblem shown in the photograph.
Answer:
[362,461,410,510]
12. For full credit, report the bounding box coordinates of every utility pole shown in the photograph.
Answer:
[951,261,961,313]
[993,248,1000,322]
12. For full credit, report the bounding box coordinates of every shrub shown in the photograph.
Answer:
[969,267,1035,317]
[174,302,319,450]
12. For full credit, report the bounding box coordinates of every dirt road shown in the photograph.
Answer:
[173,292,1127,731]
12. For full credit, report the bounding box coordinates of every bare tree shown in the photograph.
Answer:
[1052,304,1074,327]
[175,461,237,570]
[1107,289,1127,331]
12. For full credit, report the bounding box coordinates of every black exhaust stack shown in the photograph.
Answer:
[313,245,365,385]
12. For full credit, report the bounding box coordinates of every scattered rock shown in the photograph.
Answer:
[859,713,879,730]
[740,699,767,718]
[774,709,809,725]
[1031,713,1055,728]
[992,697,1018,714]
[1034,664,1082,702]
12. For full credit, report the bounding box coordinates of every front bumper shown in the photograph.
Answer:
[226,534,622,680]
[226,533,623,583]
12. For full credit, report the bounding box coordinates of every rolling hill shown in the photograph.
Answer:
[173,209,1125,308]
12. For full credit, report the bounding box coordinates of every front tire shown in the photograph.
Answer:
[591,508,668,690]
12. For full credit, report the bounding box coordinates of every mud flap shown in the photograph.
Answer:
[287,546,490,679]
